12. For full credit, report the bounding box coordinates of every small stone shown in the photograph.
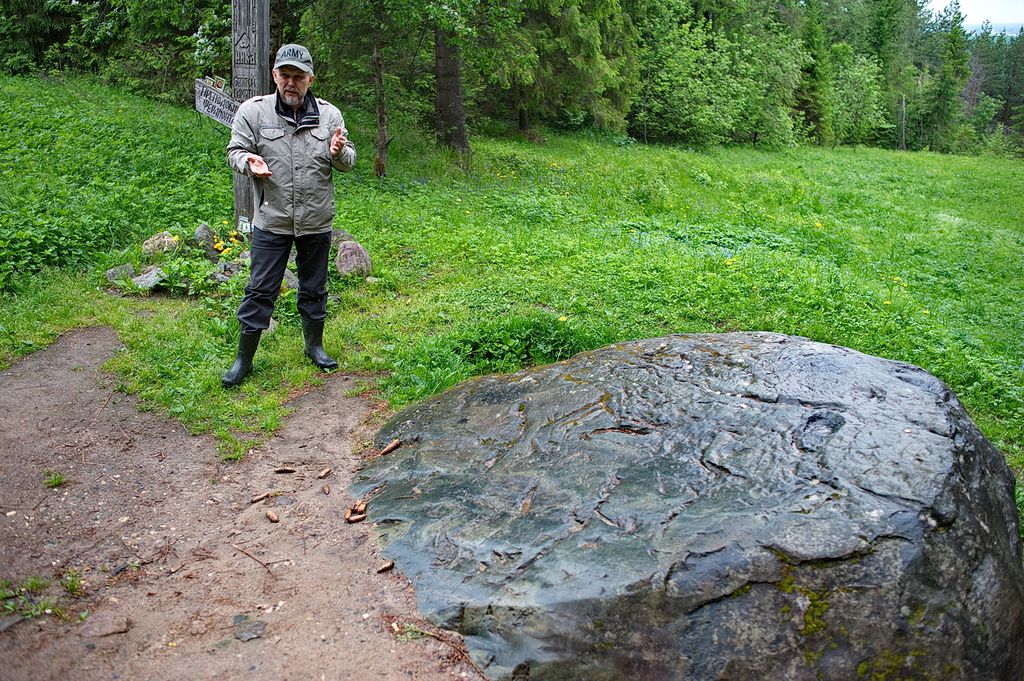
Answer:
[282,269,299,291]
[105,264,135,283]
[79,611,130,637]
[234,620,267,642]
[216,261,243,278]
[131,265,166,291]
[266,510,279,523]
[334,241,372,278]
[0,615,23,633]
[330,229,356,249]
[142,232,179,256]
[193,223,219,261]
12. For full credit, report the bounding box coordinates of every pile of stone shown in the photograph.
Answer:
[104,224,372,293]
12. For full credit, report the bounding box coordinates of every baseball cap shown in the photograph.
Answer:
[274,44,314,74]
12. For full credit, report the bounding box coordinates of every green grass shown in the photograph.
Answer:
[43,470,67,489]
[59,570,84,598]
[1,74,1022,497]
[1,576,63,619]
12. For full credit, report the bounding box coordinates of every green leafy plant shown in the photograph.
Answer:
[43,470,66,489]
[2,576,59,619]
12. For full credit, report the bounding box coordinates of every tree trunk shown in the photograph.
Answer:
[270,0,284,61]
[434,28,470,159]
[516,85,529,131]
[372,18,392,178]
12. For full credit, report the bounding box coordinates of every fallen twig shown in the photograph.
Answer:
[232,544,275,575]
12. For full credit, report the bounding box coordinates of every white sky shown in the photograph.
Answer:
[927,0,1023,24]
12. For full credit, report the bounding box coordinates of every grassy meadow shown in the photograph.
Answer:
[1,74,1022,500]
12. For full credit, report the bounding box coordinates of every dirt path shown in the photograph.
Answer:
[0,327,483,681]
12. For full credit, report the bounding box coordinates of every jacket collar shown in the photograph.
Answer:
[275,91,320,129]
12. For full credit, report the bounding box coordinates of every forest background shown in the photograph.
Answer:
[2,0,1023,157]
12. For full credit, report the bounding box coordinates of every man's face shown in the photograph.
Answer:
[273,66,314,108]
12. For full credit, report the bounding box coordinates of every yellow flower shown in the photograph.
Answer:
[558,316,568,322]
[883,300,892,305]
[221,248,232,256]
[814,221,823,228]
[922,309,929,315]
[222,220,229,225]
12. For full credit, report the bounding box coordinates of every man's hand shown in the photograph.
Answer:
[247,154,272,178]
[330,127,348,156]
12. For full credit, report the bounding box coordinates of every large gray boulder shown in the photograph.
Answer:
[353,333,1024,680]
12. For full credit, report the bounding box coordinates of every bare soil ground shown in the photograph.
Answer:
[0,326,484,681]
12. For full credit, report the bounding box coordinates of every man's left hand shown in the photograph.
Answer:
[330,127,348,156]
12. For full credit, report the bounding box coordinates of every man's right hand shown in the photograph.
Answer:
[247,154,272,178]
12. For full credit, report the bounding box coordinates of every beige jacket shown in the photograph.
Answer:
[227,93,356,236]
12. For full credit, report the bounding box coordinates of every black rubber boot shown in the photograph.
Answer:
[221,331,261,388]
[302,318,338,371]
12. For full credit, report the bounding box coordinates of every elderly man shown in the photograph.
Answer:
[222,43,356,388]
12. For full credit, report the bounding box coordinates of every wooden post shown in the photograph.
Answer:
[232,0,270,230]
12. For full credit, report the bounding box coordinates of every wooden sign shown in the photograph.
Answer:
[231,0,270,102]
[194,79,239,128]
[231,0,270,227]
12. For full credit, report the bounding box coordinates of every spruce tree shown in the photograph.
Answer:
[796,0,835,144]
[925,2,970,151]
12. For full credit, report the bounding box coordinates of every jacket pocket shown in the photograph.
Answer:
[258,178,288,227]
[258,126,286,163]
[308,127,333,163]
[260,126,285,141]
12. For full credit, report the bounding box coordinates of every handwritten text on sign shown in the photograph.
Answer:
[194,79,240,128]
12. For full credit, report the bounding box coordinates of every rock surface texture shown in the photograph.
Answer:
[334,240,372,278]
[353,333,1024,680]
